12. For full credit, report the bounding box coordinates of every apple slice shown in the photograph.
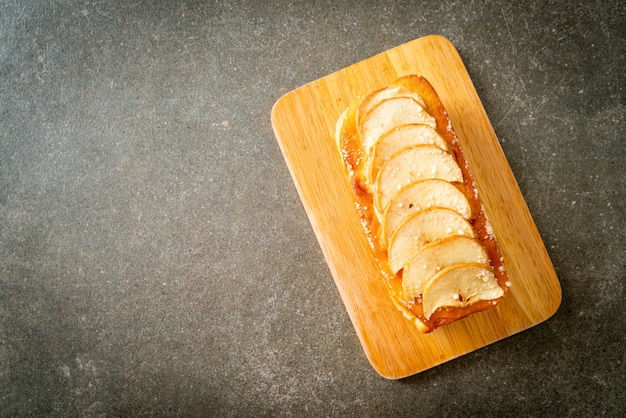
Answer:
[421,263,504,319]
[387,208,475,274]
[358,97,436,154]
[357,86,427,130]
[402,236,489,300]
[368,124,449,185]
[382,179,472,244]
[374,145,463,213]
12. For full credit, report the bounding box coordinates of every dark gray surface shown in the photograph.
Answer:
[1,0,624,416]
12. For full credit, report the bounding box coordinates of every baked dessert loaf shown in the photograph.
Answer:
[335,75,511,333]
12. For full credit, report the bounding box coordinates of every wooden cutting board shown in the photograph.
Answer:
[271,35,561,379]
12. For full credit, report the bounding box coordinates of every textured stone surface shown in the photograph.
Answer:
[1,1,623,416]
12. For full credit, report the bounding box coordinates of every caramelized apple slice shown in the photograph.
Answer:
[357,86,427,129]
[359,97,436,154]
[421,263,504,319]
[387,208,475,273]
[374,145,463,213]
[402,236,489,300]
[382,179,472,244]
[368,124,449,185]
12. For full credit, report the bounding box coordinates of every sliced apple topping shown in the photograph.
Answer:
[387,208,475,274]
[402,236,489,300]
[382,179,472,244]
[359,97,436,154]
[357,86,427,128]
[374,145,463,213]
[421,263,504,319]
[368,124,449,185]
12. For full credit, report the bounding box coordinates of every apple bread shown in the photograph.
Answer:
[335,75,511,332]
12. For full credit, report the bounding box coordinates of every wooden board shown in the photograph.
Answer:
[270,35,561,379]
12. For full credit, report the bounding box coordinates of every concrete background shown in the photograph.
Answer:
[1,0,623,416]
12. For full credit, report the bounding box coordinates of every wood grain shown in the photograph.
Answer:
[270,35,561,379]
